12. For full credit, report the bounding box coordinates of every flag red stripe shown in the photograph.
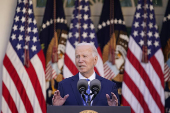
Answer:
[97,47,102,60]
[52,71,56,75]
[46,63,51,70]
[122,96,135,113]
[3,55,33,113]
[45,73,50,80]
[104,65,114,79]
[65,54,78,75]
[37,50,46,70]
[104,63,109,68]
[45,66,53,79]
[94,67,100,76]
[150,55,164,87]
[124,71,151,113]
[164,70,168,76]
[2,82,18,113]
[104,66,110,73]
[25,56,46,113]
[104,69,112,78]
[46,65,51,74]
[127,48,164,112]
[165,72,170,79]
[164,64,168,70]
[109,71,114,78]
[168,76,170,81]
[106,68,112,75]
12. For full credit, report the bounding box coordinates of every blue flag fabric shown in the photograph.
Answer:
[160,0,170,50]
[39,0,68,57]
[160,0,170,82]
[160,0,170,112]
[11,1,42,62]
[67,0,99,48]
[97,0,128,53]
[39,0,68,105]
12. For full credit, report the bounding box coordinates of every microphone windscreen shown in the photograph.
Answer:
[77,79,88,90]
[90,79,101,91]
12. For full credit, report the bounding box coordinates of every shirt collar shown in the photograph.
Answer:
[79,72,96,82]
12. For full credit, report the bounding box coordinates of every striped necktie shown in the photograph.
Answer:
[82,79,91,106]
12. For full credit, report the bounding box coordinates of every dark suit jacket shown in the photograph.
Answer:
[58,73,119,106]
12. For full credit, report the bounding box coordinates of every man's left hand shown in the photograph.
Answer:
[106,92,118,106]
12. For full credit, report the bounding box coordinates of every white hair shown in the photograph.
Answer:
[75,43,98,57]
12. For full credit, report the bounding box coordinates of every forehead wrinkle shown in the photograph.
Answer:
[75,46,92,55]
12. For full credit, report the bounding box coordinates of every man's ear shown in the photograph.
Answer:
[94,56,98,66]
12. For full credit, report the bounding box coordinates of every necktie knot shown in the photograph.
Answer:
[86,79,90,82]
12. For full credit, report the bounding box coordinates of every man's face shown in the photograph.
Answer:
[75,45,98,77]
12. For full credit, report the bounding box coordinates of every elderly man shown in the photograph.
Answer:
[52,43,119,106]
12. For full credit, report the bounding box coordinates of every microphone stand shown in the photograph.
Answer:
[82,93,91,106]
[87,94,91,106]
[81,93,91,106]
[86,93,97,106]
[84,91,99,106]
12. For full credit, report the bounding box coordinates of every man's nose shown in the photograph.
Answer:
[79,57,84,62]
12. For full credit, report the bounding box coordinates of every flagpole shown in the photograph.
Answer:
[24,0,30,67]
[109,0,116,65]
[142,0,148,63]
[78,0,81,43]
[52,0,58,63]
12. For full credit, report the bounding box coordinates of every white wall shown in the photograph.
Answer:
[0,0,17,111]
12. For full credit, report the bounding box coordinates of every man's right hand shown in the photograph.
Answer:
[52,90,69,106]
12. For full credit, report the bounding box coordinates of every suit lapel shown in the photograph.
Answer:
[70,74,83,105]
[92,74,103,105]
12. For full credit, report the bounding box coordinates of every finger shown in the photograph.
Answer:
[52,94,56,100]
[111,92,118,101]
[53,91,58,98]
[106,94,110,101]
[111,92,118,106]
[52,94,56,101]
[52,97,54,102]
[64,94,69,100]
[52,97,56,104]
[56,90,60,96]
[52,97,57,104]
[54,90,58,95]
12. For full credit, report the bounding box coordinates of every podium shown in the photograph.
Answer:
[47,106,131,113]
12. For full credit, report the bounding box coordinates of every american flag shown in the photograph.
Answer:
[63,0,104,78]
[2,0,46,113]
[122,0,165,112]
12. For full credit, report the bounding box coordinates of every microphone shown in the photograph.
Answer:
[77,79,88,102]
[90,79,101,100]
[77,79,88,94]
